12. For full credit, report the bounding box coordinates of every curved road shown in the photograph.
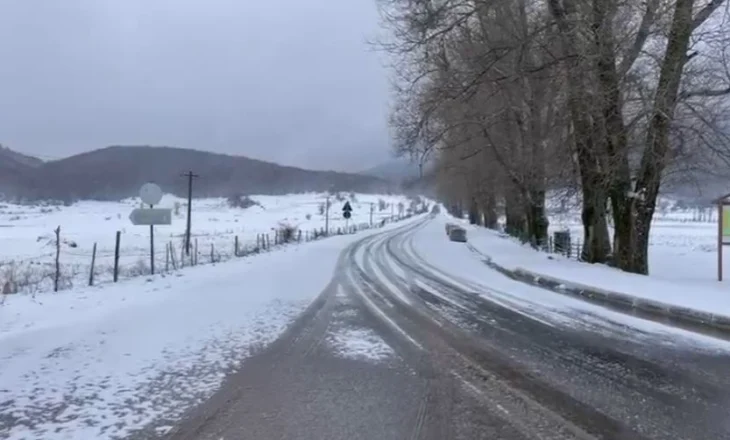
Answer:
[163,215,730,440]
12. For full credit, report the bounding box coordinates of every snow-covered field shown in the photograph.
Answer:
[0,192,417,295]
[547,203,719,283]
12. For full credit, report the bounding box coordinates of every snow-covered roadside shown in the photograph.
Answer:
[408,218,730,351]
[0,217,422,440]
[448,215,730,320]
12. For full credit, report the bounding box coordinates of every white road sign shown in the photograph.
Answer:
[129,208,172,226]
[139,183,163,206]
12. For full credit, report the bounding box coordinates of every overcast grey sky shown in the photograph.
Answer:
[0,0,393,172]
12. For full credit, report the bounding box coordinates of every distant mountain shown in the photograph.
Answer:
[0,146,44,197]
[362,158,421,182]
[1,146,391,202]
[0,145,43,171]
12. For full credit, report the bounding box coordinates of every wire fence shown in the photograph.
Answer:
[0,213,420,297]
[533,235,585,261]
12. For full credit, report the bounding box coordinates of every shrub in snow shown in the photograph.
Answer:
[318,203,325,215]
[277,223,298,243]
[306,213,312,220]
[125,259,150,277]
[378,198,387,211]
[2,279,15,295]
[0,260,69,295]
[227,194,260,209]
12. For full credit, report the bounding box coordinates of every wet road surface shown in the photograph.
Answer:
[163,216,730,439]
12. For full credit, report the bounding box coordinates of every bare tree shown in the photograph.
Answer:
[379,0,730,274]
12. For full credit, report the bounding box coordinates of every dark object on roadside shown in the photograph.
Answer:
[228,194,260,209]
[449,226,467,243]
[431,205,441,214]
[445,223,457,235]
[343,201,353,219]
[553,230,572,257]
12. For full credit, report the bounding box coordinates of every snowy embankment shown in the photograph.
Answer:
[0,214,424,440]
[0,192,415,295]
[445,211,730,322]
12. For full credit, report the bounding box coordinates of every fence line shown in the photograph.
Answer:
[1,213,419,296]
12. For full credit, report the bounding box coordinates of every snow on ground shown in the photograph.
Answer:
[0,192,417,294]
[453,194,730,319]
[409,217,730,352]
[0,216,422,440]
[326,327,395,362]
[326,286,395,362]
[546,192,720,283]
[449,213,730,319]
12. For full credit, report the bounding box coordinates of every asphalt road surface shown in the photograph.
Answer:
[163,216,730,440]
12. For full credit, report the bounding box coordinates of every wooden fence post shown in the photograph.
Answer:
[194,239,198,265]
[165,242,170,272]
[180,241,186,268]
[210,243,215,263]
[235,235,239,257]
[89,242,97,286]
[113,231,121,282]
[54,226,61,292]
[170,242,177,270]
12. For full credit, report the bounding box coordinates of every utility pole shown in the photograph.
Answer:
[324,195,330,236]
[181,171,199,255]
[149,204,155,275]
[369,203,374,226]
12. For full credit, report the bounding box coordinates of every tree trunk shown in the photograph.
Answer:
[631,208,653,274]
[469,197,481,225]
[548,0,613,263]
[580,185,611,263]
[483,189,498,229]
[623,0,695,274]
[505,191,527,240]
[610,192,634,269]
[526,190,549,248]
[591,0,636,271]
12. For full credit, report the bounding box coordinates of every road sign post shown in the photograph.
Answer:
[714,192,730,281]
[343,201,353,233]
[130,183,171,275]
[128,208,173,225]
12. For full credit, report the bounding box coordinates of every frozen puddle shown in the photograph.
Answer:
[327,327,395,362]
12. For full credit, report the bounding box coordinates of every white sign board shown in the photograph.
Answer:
[139,183,163,206]
[129,208,172,225]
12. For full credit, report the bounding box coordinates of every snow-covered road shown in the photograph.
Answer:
[166,215,730,440]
